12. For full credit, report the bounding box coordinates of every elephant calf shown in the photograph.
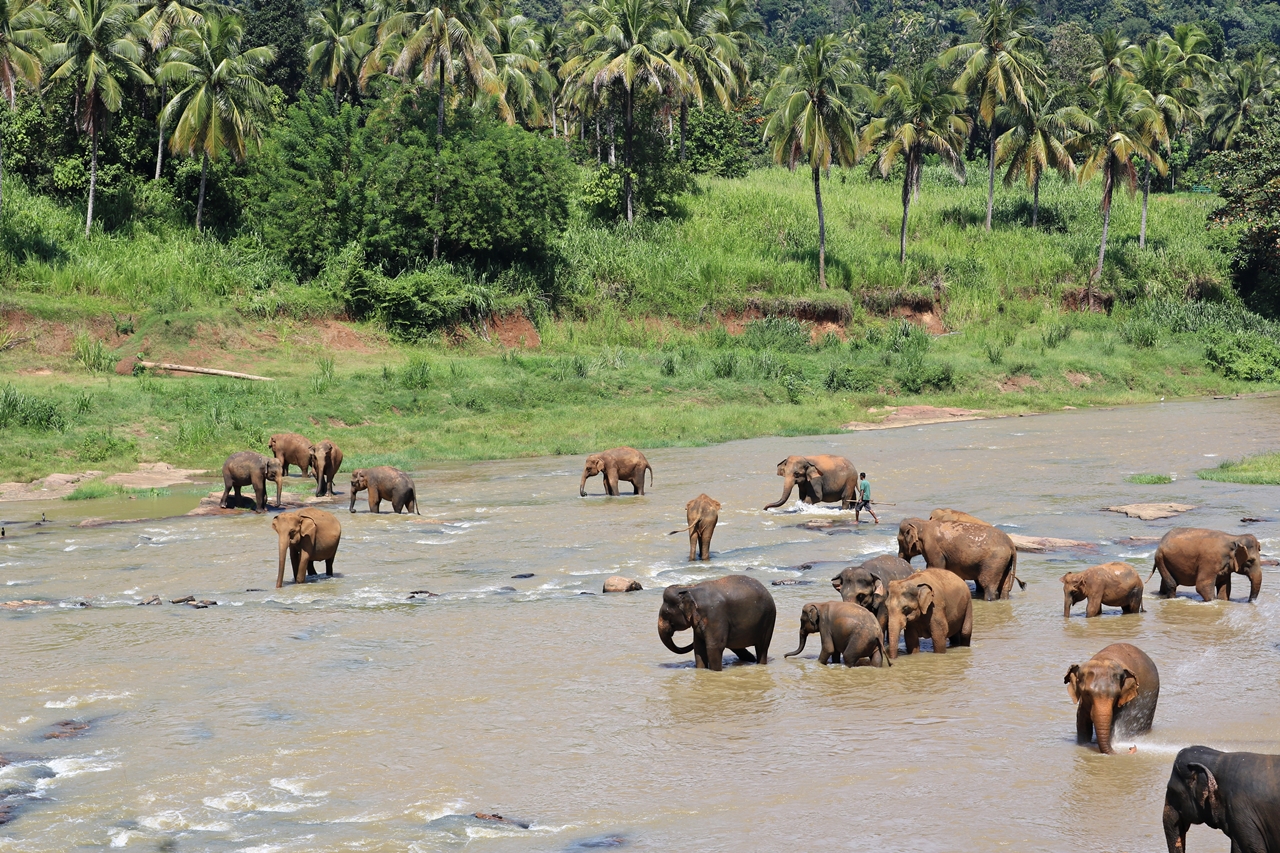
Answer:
[268,432,313,478]
[885,569,973,659]
[349,467,419,514]
[310,439,344,498]
[1163,745,1280,853]
[272,508,342,588]
[929,508,990,526]
[831,554,914,636]
[669,493,720,561]
[580,447,652,497]
[1062,562,1145,617]
[658,575,775,671]
[1065,642,1159,755]
[784,600,889,667]
[221,452,283,512]
[1149,527,1262,603]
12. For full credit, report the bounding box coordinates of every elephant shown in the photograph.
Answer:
[897,517,1024,601]
[268,432,313,478]
[349,467,419,514]
[783,601,889,667]
[220,451,283,512]
[1148,527,1262,603]
[1065,642,1159,755]
[271,508,342,588]
[1062,562,1145,617]
[668,493,720,561]
[885,568,973,659]
[929,508,990,526]
[309,439,344,498]
[1163,745,1280,853]
[763,455,859,510]
[658,575,776,671]
[831,554,915,635]
[580,447,652,497]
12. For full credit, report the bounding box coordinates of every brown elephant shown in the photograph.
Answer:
[763,455,859,510]
[271,508,342,588]
[349,467,418,514]
[309,439,344,497]
[885,568,973,659]
[897,517,1023,600]
[579,447,652,497]
[929,508,990,525]
[831,554,915,635]
[1065,642,1159,755]
[1149,528,1262,603]
[784,600,889,667]
[220,452,283,512]
[268,432,313,478]
[657,575,775,671]
[669,493,720,561]
[1062,562,1145,617]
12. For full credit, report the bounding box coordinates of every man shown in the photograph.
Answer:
[855,472,878,524]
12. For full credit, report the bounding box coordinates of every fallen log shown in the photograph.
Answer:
[135,361,274,381]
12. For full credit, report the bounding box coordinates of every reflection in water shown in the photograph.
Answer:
[1,397,1280,851]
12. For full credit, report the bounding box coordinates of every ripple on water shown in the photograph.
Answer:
[44,692,131,709]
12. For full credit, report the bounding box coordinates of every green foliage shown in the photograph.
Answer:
[824,363,886,392]
[1127,473,1173,484]
[1204,332,1280,380]
[685,101,765,178]
[399,356,434,389]
[1040,321,1072,349]
[1198,452,1280,485]
[73,333,116,373]
[78,430,137,463]
[740,317,811,352]
[0,384,67,432]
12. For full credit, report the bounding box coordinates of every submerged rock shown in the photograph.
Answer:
[511,573,535,579]
[474,812,530,829]
[44,720,89,740]
[1104,503,1196,521]
[602,576,642,593]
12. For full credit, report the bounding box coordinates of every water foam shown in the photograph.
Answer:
[44,691,131,709]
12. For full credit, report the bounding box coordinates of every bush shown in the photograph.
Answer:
[73,333,115,373]
[400,355,433,389]
[1040,321,1072,348]
[895,353,954,393]
[824,364,886,392]
[741,317,811,352]
[1127,473,1173,484]
[0,384,67,432]
[1203,332,1280,380]
[1121,317,1161,348]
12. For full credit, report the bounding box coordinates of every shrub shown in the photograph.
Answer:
[1203,332,1280,380]
[895,353,954,393]
[825,364,886,392]
[1120,318,1161,348]
[400,356,433,389]
[741,317,811,352]
[1040,322,1072,348]
[984,342,1004,364]
[1127,473,1173,484]
[73,333,115,373]
[0,384,67,432]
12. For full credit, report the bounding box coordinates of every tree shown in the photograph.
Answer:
[138,0,205,180]
[157,11,275,231]
[668,0,731,162]
[1089,29,1136,83]
[44,0,152,236]
[0,0,46,217]
[307,0,372,105]
[865,63,969,263]
[242,0,307,98]
[490,12,546,129]
[563,0,687,224]
[763,34,864,288]
[943,0,1043,232]
[1204,48,1278,151]
[1132,35,1198,247]
[994,87,1077,227]
[1071,75,1164,285]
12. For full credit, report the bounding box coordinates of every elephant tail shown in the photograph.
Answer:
[645,464,653,488]
[668,523,695,536]
[1011,551,1026,591]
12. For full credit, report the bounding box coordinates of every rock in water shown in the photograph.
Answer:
[602,576,642,593]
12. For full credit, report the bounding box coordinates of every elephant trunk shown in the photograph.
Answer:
[1163,803,1187,853]
[763,476,795,510]
[579,469,589,497]
[1245,566,1262,602]
[1063,589,1073,618]
[276,537,288,589]
[1092,703,1117,754]
[658,616,694,655]
[274,475,283,508]
[886,614,903,660]
[349,490,357,513]
[783,628,811,658]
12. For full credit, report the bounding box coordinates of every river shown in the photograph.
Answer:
[2,397,1278,852]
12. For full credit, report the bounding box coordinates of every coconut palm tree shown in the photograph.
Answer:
[1203,48,1278,151]
[668,0,732,162]
[702,0,759,94]
[864,63,969,263]
[138,0,205,180]
[1070,75,1164,285]
[942,0,1043,232]
[44,0,152,236]
[307,0,372,104]
[994,87,1078,227]
[763,34,865,287]
[157,11,274,231]
[1132,35,1198,247]
[491,12,545,129]
[563,0,687,224]
[0,0,47,217]
[1089,28,1137,83]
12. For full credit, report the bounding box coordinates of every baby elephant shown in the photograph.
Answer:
[885,568,973,659]
[831,554,915,636]
[580,447,652,497]
[669,493,720,561]
[784,601,889,667]
[221,451,283,512]
[349,467,419,514]
[271,508,342,588]
[1065,642,1159,754]
[310,439,344,497]
[1062,562,1145,617]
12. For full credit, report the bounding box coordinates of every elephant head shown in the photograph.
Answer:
[1060,572,1087,617]
[309,443,335,496]
[1163,752,1228,851]
[1065,660,1141,755]
[783,603,822,658]
[265,459,283,507]
[885,579,936,655]
[271,512,317,588]
[579,455,605,496]
[349,469,370,512]
[1232,534,1262,602]
[763,456,821,510]
[897,518,927,561]
[657,586,697,654]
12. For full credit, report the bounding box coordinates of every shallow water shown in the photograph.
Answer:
[2,397,1279,852]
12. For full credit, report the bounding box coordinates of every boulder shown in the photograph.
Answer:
[1104,503,1196,521]
[602,576,642,593]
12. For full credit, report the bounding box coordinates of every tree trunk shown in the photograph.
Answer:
[608,111,615,165]
[433,64,446,260]
[1032,173,1040,228]
[154,86,166,181]
[1093,164,1114,289]
[85,128,97,237]
[1140,159,1151,249]
[985,133,996,232]
[0,130,5,220]
[899,159,913,264]
[195,149,208,232]
[813,165,827,289]
[624,85,634,224]
[679,96,688,162]
[551,99,558,138]
[595,115,600,163]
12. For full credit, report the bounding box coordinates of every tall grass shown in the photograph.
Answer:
[1198,453,1280,485]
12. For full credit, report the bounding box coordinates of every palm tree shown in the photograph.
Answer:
[942,0,1043,232]
[762,34,865,287]
[138,0,205,180]
[702,0,759,93]
[307,0,372,104]
[668,0,731,162]
[157,11,274,231]
[44,0,152,236]
[491,12,545,129]
[865,64,969,263]
[1070,75,1165,285]
[1089,28,1136,83]
[1132,35,1197,247]
[563,0,687,224]
[1203,48,1278,151]
[536,20,566,136]
[0,0,46,217]
[994,88,1077,227]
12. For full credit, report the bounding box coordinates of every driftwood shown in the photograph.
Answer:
[136,361,273,381]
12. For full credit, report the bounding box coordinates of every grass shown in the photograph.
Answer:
[1197,453,1280,485]
[1127,473,1174,484]
[65,481,171,500]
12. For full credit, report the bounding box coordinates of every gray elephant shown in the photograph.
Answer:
[831,554,915,635]
[657,575,775,671]
[1163,745,1280,853]
[1149,528,1262,603]
[783,600,889,667]
[1065,642,1159,755]
[349,467,418,514]
[763,454,859,510]
[885,568,973,659]
[220,452,283,512]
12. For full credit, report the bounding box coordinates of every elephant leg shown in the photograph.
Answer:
[688,529,697,562]
[705,644,725,671]
[220,485,232,508]
[296,555,310,585]
[1076,704,1094,745]
[1217,573,1231,601]
[732,648,757,663]
[904,624,920,655]
[930,619,949,654]
[1154,555,1177,598]
[290,545,301,582]
[1085,595,1103,618]
[324,558,334,577]
[633,475,643,496]
[1195,576,1217,602]
[699,527,712,561]
[956,602,973,646]
[368,488,379,513]
[692,637,708,669]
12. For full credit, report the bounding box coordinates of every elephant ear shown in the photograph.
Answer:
[870,574,885,599]
[1117,669,1140,707]
[915,583,935,614]
[804,603,820,629]
[1064,664,1082,703]
[1186,763,1226,827]
[298,516,318,543]
[804,461,823,484]
[677,590,700,625]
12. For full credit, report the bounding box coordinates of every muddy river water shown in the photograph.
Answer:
[2,398,1279,852]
